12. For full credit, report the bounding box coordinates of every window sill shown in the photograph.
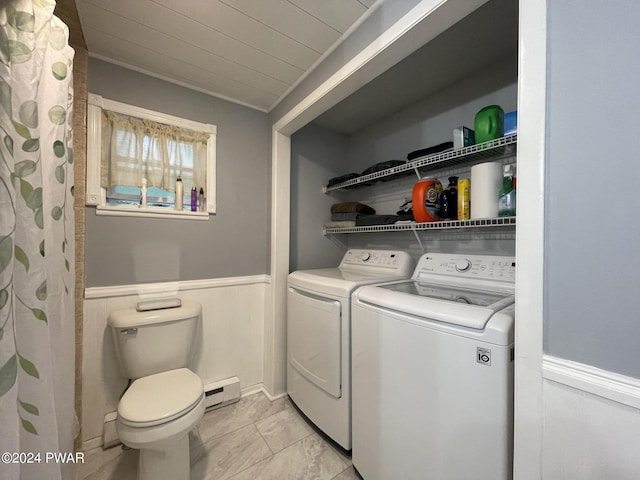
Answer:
[95,205,210,220]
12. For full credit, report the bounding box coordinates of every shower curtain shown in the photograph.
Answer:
[0,1,75,479]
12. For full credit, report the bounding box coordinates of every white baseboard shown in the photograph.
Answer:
[260,388,289,402]
[240,383,288,402]
[542,355,640,410]
[82,436,103,452]
[240,383,266,398]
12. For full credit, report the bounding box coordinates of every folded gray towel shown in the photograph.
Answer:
[331,202,375,215]
[325,221,356,228]
[355,215,399,226]
[331,213,359,221]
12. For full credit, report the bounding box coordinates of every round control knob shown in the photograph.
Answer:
[455,259,472,272]
[360,252,371,262]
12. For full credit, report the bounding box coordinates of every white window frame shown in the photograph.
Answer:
[86,93,216,220]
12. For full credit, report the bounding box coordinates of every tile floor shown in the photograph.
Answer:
[76,392,361,480]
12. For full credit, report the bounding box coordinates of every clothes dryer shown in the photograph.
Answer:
[351,253,516,480]
[287,249,413,450]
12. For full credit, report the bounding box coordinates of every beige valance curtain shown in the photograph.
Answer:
[100,110,208,192]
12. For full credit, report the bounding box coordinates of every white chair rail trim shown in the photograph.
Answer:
[542,355,640,410]
[84,274,271,300]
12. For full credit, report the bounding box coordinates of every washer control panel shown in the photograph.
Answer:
[416,253,516,283]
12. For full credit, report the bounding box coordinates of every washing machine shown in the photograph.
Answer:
[351,253,516,480]
[287,249,413,450]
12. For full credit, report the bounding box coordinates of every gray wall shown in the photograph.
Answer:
[290,124,348,271]
[346,56,517,171]
[545,1,640,377]
[85,59,271,287]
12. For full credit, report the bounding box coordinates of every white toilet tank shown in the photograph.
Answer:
[108,301,201,380]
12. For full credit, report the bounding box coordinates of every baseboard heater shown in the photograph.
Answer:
[203,376,241,410]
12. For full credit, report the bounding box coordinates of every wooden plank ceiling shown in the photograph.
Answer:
[75,0,376,112]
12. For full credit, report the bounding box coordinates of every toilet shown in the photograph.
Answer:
[108,301,205,480]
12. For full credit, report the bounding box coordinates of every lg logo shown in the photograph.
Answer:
[477,347,491,366]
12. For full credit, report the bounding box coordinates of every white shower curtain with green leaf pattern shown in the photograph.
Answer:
[0,1,75,479]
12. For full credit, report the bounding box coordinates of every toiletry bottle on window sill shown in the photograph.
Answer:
[140,178,147,208]
[175,177,183,210]
[191,186,197,211]
[199,188,205,212]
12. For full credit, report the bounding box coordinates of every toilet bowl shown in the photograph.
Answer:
[117,369,205,480]
[108,302,205,480]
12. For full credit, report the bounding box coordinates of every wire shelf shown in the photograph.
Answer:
[323,134,517,193]
[323,216,516,235]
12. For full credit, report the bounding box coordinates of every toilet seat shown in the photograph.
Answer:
[118,368,203,428]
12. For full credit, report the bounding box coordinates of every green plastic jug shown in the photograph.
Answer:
[474,105,504,144]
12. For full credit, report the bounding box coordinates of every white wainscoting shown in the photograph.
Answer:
[81,275,270,450]
[542,356,640,479]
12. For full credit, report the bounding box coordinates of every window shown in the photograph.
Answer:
[86,94,216,219]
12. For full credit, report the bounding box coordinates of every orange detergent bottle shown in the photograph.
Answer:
[412,178,442,222]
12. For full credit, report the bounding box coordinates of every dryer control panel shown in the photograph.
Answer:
[340,249,414,276]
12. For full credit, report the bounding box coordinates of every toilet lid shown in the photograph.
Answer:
[118,368,203,427]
